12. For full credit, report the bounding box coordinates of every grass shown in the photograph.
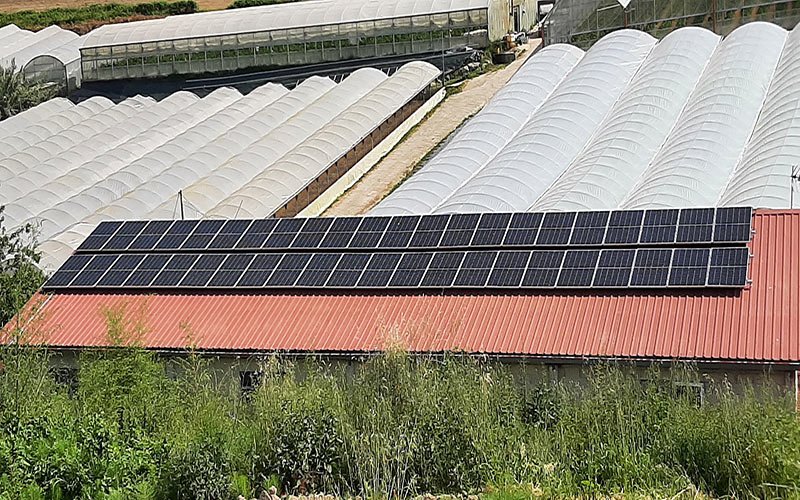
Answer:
[0,309,799,500]
[0,1,198,33]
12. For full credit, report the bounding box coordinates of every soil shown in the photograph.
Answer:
[323,39,543,216]
[0,0,230,14]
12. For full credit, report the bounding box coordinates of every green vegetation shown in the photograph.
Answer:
[228,0,301,8]
[0,1,198,33]
[0,66,57,122]
[0,305,798,500]
[0,206,46,326]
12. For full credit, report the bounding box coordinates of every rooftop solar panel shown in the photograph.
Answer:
[378,215,419,249]
[388,252,433,287]
[407,214,449,248]
[421,251,464,287]
[714,207,752,242]
[640,209,678,244]
[571,211,609,245]
[536,212,575,246]
[676,208,714,243]
[296,253,341,287]
[235,218,279,249]
[557,249,599,287]
[604,210,643,244]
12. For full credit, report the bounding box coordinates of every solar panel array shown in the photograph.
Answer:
[44,207,753,291]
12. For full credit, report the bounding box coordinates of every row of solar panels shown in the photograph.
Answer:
[76,207,753,254]
[46,246,749,291]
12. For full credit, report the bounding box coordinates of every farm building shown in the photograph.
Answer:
[0,24,86,92]
[541,0,800,47]
[7,208,800,399]
[78,0,534,82]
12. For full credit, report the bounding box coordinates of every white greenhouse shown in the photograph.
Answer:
[0,24,85,92]
[78,0,524,81]
[0,61,440,268]
[375,21,800,216]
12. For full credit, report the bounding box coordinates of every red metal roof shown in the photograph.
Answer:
[6,210,800,363]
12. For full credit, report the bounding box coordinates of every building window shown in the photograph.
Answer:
[674,381,705,407]
[239,370,262,396]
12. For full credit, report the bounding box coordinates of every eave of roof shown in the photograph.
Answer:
[5,210,799,363]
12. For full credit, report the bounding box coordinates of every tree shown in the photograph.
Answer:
[0,206,45,326]
[0,63,57,121]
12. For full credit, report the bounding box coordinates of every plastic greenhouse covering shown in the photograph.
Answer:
[531,27,721,211]
[0,97,113,160]
[434,29,656,213]
[206,61,440,219]
[0,98,73,141]
[0,27,78,68]
[0,92,200,209]
[720,23,800,208]
[23,35,87,91]
[82,0,490,48]
[0,89,239,229]
[33,83,289,244]
[0,97,153,184]
[371,44,585,215]
[621,22,787,209]
[373,22,800,217]
[148,68,388,219]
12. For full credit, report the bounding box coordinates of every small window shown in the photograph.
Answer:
[51,367,78,394]
[239,370,262,396]
[674,381,705,407]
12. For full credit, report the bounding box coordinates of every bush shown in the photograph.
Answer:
[228,0,302,8]
[0,341,798,498]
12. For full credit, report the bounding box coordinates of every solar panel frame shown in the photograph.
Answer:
[629,248,673,287]
[208,219,253,250]
[521,250,564,288]
[96,253,146,287]
[604,210,643,245]
[487,250,531,287]
[358,252,403,287]
[70,254,120,287]
[319,217,360,248]
[556,249,600,287]
[668,248,710,287]
[76,221,125,252]
[326,253,371,288]
[536,212,576,246]
[236,253,282,287]
[420,251,465,287]
[377,215,420,249]
[676,208,714,243]
[207,253,256,287]
[407,214,449,249]
[101,220,147,251]
[592,249,635,288]
[453,250,498,287]
[295,253,342,287]
[123,253,171,287]
[639,209,679,244]
[181,219,226,250]
[503,212,543,247]
[348,216,392,249]
[235,218,279,249]
[154,219,199,250]
[472,213,511,247]
[179,253,226,287]
[266,253,313,287]
[713,207,753,243]
[128,220,175,251]
[388,252,434,287]
[261,217,305,249]
[707,247,749,286]
[571,211,610,245]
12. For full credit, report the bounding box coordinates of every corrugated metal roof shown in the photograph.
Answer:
[6,210,799,363]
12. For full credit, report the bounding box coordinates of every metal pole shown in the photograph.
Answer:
[791,165,799,209]
[179,190,185,220]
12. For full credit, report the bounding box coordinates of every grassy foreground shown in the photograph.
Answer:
[1,328,798,500]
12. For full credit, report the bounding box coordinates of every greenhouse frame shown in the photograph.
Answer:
[79,0,510,81]
[543,0,800,47]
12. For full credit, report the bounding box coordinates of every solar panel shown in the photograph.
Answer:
[472,213,510,246]
[521,250,564,287]
[103,220,147,251]
[237,254,282,287]
[453,251,497,287]
[358,253,402,287]
[124,254,170,287]
[439,213,479,247]
[207,253,255,287]
[536,212,575,246]
[714,207,752,243]
[290,217,333,249]
[129,220,174,250]
[503,212,543,246]
[235,219,279,249]
[182,219,225,250]
[179,254,226,287]
[319,217,360,248]
[407,214,449,248]
[605,210,643,244]
[76,221,124,252]
[262,218,304,248]
[97,254,146,287]
[487,250,530,287]
[71,254,119,287]
[155,220,199,250]
[296,253,341,287]
[45,254,93,287]
[676,208,714,243]
[707,247,749,286]
[557,249,599,287]
[349,216,391,249]
[151,254,199,287]
[592,249,634,287]
[388,252,433,287]
[266,253,312,287]
[669,248,709,286]
[421,251,464,287]
[571,211,609,245]
[327,253,371,287]
[640,209,678,244]
[208,219,252,250]
[378,215,419,249]
[630,249,672,287]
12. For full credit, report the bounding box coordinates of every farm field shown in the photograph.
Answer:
[0,0,228,13]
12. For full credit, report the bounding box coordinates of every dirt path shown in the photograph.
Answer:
[0,0,228,13]
[324,39,542,216]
